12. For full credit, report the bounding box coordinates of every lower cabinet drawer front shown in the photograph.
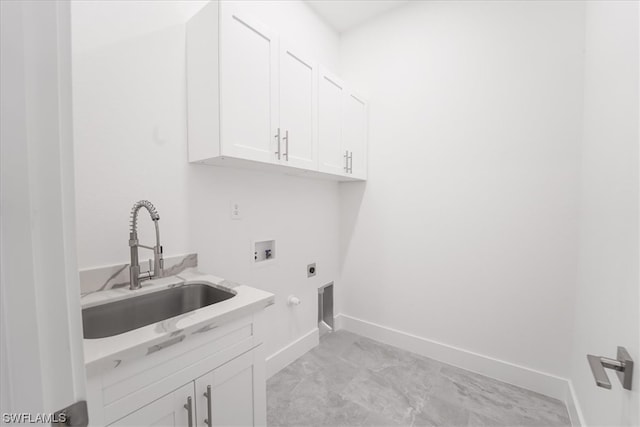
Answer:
[107,382,194,427]
[103,329,254,424]
[103,317,254,389]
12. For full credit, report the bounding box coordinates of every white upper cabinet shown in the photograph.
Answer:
[219,2,278,163]
[318,69,368,180]
[186,1,220,163]
[318,68,347,176]
[278,44,318,170]
[342,91,368,179]
[186,0,367,181]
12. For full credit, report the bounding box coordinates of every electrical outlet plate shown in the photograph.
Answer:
[307,263,316,278]
[230,201,242,220]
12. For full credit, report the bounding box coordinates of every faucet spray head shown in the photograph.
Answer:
[130,200,160,234]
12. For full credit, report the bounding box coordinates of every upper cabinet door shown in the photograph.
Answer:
[278,44,318,170]
[220,3,279,163]
[318,67,347,176]
[342,91,368,179]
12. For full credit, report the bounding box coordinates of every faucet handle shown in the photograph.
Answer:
[136,259,153,282]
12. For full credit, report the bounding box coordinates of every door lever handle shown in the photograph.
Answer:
[587,346,634,390]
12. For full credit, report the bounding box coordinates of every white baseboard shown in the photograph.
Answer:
[335,314,569,401]
[265,328,319,379]
[564,380,585,427]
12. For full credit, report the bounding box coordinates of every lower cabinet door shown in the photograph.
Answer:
[109,383,196,427]
[195,349,260,427]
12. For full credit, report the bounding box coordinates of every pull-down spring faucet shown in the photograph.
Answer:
[129,200,164,290]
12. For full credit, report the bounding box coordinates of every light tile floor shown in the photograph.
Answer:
[267,331,571,427]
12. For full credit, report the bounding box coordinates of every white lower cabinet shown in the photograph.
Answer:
[87,315,267,427]
[195,350,257,427]
[109,383,194,427]
[110,349,261,427]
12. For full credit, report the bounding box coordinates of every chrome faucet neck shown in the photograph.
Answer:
[129,200,164,290]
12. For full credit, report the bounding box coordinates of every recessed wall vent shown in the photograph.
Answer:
[318,283,334,336]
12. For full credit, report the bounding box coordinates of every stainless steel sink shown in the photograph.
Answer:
[82,283,236,339]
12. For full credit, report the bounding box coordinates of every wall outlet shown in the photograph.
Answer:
[230,201,242,220]
[307,263,316,278]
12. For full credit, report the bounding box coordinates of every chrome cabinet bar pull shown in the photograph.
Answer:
[348,151,353,174]
[274,128,281,160]
[184,396,193,427]
[587,346,634,390]
[203,385,212,427]
[344,150,349,172]
[284,130,289,161]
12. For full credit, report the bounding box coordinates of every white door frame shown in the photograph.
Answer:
[1,0,87,419]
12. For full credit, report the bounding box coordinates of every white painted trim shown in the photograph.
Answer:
[564,381,585,427]
[333,313,346,330]
[335,314,569,401]
[265,328,319,378]
[1,0,86,414]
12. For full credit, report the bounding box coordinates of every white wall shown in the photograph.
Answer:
[72,0,340,363]
[71,2,639,418]
[187,167,340,363]
[338,0,585,378]
[569,2,640,425]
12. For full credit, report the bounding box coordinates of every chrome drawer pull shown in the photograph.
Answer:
[204,385,212,427]
[184,396,193,427]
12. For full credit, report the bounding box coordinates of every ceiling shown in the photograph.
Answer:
[306,0,410,33]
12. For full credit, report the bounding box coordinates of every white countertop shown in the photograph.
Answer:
[82,269,274,371]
